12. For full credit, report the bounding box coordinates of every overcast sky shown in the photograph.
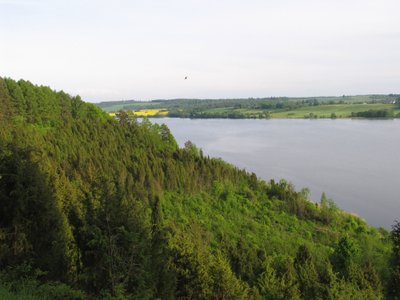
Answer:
[1,0,400,102]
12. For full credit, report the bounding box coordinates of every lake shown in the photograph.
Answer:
[151,118,400,228]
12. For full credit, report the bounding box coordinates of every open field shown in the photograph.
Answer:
[131,109,168,117]
[109,109,168,117]
[270,103,398,118]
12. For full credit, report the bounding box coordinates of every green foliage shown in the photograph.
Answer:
[388,221,400,299]
[351,109,394,118]
[0,265,86,300]
[320,192,338,224]
[0,279,86,300]
[294,245,322,299]
[330,236,359,278]
[0,77,395,299]
[258,257,299,299]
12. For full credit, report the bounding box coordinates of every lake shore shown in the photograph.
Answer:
[150,118,400,228]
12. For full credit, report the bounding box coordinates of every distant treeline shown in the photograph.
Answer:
[97,95,400,119]
[98,95,400,112]
[351,109,394,118]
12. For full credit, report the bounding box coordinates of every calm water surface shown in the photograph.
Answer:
[152,118,400,228]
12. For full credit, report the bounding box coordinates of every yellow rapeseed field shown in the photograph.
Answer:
[131,109,168,116]
[108,109,168,117]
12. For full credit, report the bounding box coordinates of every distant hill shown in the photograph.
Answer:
[0,77,398,299]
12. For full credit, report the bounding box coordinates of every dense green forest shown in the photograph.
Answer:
[0,77,399,299]
[97,96,400,119]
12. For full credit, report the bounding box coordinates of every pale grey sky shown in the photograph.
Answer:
[1,0,399,102]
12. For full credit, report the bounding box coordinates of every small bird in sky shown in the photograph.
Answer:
[184,76,188,80]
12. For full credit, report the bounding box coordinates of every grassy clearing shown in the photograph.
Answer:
[270,103,396,118]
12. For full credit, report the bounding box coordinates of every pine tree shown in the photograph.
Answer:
[389,220,400,299]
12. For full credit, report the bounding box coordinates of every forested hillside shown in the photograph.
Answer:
[0,77,399,299]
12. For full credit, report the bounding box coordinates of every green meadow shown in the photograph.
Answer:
[270,103,398,118]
